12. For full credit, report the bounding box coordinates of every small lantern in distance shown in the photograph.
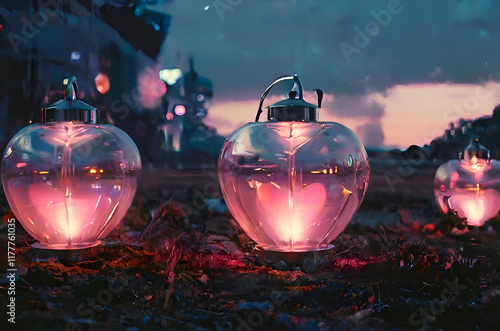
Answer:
[1,77,141,249]
[434,139,500,226]
[218,75,370,252]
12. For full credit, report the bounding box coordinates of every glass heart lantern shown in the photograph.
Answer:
[218,75,370,252]
[1,77,141,249]
[434,139,500,226]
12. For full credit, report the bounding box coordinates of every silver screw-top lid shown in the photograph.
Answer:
[460,139,490,162]
[255,75,323,122]
[42,76,99,124]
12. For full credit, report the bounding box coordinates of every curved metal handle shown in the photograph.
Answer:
[64,76,79,101]
[255,75,303,122]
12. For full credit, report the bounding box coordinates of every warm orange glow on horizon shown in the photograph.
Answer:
[207,82,500,149]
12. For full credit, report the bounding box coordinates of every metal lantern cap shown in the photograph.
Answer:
[255,75,323,122]
[461,139,490,162]
[42,76,99,124]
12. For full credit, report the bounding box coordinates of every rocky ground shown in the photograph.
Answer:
[1,160,500,330]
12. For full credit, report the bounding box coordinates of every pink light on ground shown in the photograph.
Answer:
[174,105,186,116]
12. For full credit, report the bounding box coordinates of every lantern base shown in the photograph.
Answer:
[30,241,102,263]
[255,244,334,253]
[254,244,334,272]
[31,240,102,250]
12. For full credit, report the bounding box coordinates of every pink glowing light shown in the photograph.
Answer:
[174,105,186,116]
[7,170,135,249]
[27,182,111,244]
[256,182,327,245]
[95,73,110,94]
[448,188,500,227]
[138,67,167,109]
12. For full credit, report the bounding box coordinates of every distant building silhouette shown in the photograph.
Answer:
[425,104,500,161]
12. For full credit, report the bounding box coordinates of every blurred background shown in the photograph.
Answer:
[2,0,500,169]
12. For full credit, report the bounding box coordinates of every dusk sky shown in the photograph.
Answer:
[152,0,500,149]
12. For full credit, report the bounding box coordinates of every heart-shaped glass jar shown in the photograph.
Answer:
[218,75,369,252]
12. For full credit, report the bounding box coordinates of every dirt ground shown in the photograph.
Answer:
[1,159,500,330]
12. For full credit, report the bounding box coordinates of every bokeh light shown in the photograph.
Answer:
[95,73,110,94]
[174,105,186,116]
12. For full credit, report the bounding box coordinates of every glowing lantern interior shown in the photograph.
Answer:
[434,157,500,226]
[256,182,327,245]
